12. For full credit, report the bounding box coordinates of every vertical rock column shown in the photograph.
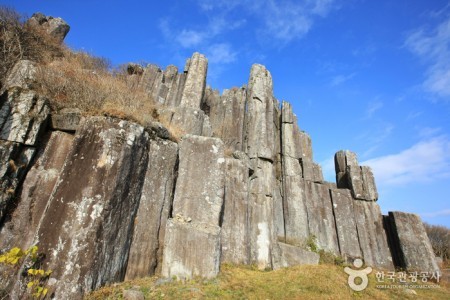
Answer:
[180,52,208,108]
[32,117,150,299]
[125,139,178,280]
[161,134,225,279]
[0,131,74,250]
[280,101,309,244]
[244,64,277,269]
[384,211,440,273]
[0,86,50,224]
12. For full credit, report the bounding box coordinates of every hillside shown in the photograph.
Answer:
[0,8,447,300]
[87,264,450,299]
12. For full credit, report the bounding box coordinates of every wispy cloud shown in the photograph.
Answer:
[422,209,450,218]
[418,126,442,138]
[176,29,205,48]
[362,136,450,186]
[206,43,237,64]
[405,16,450,99]
[330,72,356,87]
[365,100,384,118]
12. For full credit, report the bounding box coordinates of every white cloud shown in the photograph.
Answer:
[206,43,237,64]
[362,136,450,186]
[418,126,442,138]
[405,17,450,98]
[422,209,450,218]
[330,72,356,86]
[176,29,205,48]
[365,101,384,118]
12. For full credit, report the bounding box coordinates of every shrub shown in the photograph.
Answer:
[424,222,450,262]
[0,6,63,89]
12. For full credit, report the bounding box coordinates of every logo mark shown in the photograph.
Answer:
[344,259,372,291]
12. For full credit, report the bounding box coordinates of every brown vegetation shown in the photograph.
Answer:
[424,222,450,262]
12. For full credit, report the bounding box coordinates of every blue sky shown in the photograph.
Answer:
[4,0,450,227]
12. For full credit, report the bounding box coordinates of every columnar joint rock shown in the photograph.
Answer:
[162,134,225,279]
[180,53,208,109]
[334,150,378,201]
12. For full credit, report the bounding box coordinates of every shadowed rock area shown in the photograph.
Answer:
[0,15,441,298]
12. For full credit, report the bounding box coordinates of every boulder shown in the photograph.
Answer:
[50,108,82,132]
[32,117,149,299]
[273,242,320,269]
[125,139,178,280]
[161,219,221,279]
[0,89,50,146]
[157,106,212,137]
[3,60,37,91]
[28,13,70,42]
[385,211,440,274]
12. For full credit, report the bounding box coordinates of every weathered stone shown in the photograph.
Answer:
[3,60,37,91]
[244,64,275,160]
[347,165,365,199]
[0,141,35,224]
[248,158,276,269]
[334,150,360,191]
[298,131,313,160]
[123,289,144,300]
[50,108,82,132]
[329,188,362,261]
[161,219,221,279]
[28,13,70,42]
[273,242,320,269]
[126,63,144,75]
[301,158,314,181]
[204,87,246,151]
[304,181,339,254]
[361,166,378,201]
[353,201,394,269]
[0,131,73,250]
[180,53,208,108]
[144,121,171,140]
[0,89,50,146]
[282,176,309,245]
[221,158,250,264]
[312,163,324,183]
[125,139,178,280]
[385,212,440,273]
[32,117,149,299]
[157,107,212,137]
[172,135,225,225]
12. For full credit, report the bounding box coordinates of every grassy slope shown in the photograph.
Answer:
[86,264,450,299]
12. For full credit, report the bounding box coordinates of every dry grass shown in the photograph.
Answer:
[85,264,450,300]
[0,6,63,89]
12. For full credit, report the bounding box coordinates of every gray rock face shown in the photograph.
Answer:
[161,219,221,279]
[221,158,250,264]
[329,188,362,261]
[28,13,70,42]
[0,131,74,250]
[273,242,320,269]
[157,107,212,137]
[33,117,149,299]
[334,150,378,201]
[180,53,208,108]
[125,139,178,280]
[353,201,394,269]
[172,135,225,225]
[0,141,35,223]
[0,89,50,146]
[50,108,82,132]
[304,181,339,254]
[385,212,440,274]
[204,87,246,151]
[3,60,37,91]
[244,64,275,160]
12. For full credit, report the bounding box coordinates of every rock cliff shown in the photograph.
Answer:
[0,14,441,299]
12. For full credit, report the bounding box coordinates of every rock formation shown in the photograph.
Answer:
[0,15,441,298]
